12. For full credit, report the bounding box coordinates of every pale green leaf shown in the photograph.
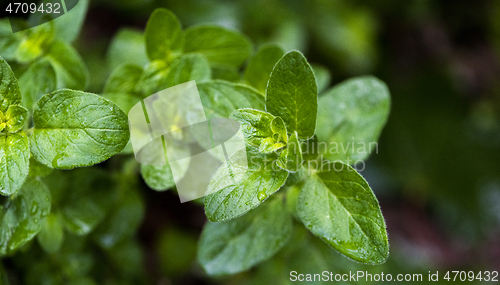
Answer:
[277,131,303,172]
[0,133,30,196]
[184,25,252,68]
[296,161,389,264]
[244,44,284,93]
[0,57,22,113]
[266,51,317,139]
[259,138,285,154]
[271,116,287,143]
[229,108,274,149]
[316,76,390,162]
[204,147,288,222]
[107,28,148,70]
[145,8,184,62]
[0,178,51,255]
[46,40,89,90]
[198,80,265,119]
[199,195,292,275]
[4,105,28,133]
[104,64,143,94]
[18,59,57,109]
[30,90,130,169]
[37,212,64,254]
[141,164,175,191]
[52,0,88,42]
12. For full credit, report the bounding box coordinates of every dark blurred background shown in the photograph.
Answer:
[70,0,500,283]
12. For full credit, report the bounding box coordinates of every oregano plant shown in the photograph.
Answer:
[0,5,391,283]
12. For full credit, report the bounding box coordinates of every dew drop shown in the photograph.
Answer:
[257,191,267,202]
[31,202,38,214]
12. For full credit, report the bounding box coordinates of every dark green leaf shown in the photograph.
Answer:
[316,76,390,162]
[266,51,317,139]
[37,212,64,253]
[184,25,252,68]
[0,133,29,196]
[93,189,144,249]
[204,147,288,222]
[30,90,130,169]
[0,178,51,255]
[0,19,21,61]
[244,44,284,93]
[211,66,240,82]
[104,64,143,94]
[145,8,184,62]
[198,80,265,119]
[296,161,389,264]
[199,195,292,275]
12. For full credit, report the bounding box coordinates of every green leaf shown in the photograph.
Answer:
[211,66,240,82]
[259,138,286,154]
[301,135,319,162]
[266,51,318,139]
[3,105,27,133]
[37,212,64,254]
[164,53,211,86]
[311,64,331,94]
[296,161,389,264]
[145,8,184,62]
[204,147,288,222]
[316,76,390,162]
[46,40,89,90]
[62,196,106,236]
[30,90,130,169]
[104,64,143,94]
[229,108,274,149]
[0,57,22,113]
[0,19,22,61]
[136,60,169,95]
[198,80,265,119]
[102,93,142,114]
[52,0,89,42]
[16,24,54,63]
[93,189,145,249]
[184,25,252,68]
[277,131,303,172]
[0,133,30,196]
[18,59,57,109]
[0,178,51,256]
[271,116,287,143]
[107,28,148,70]
[199,195,292,275]
[140,164,175,191]
[244,44,285,93]
[137,53,211,96]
